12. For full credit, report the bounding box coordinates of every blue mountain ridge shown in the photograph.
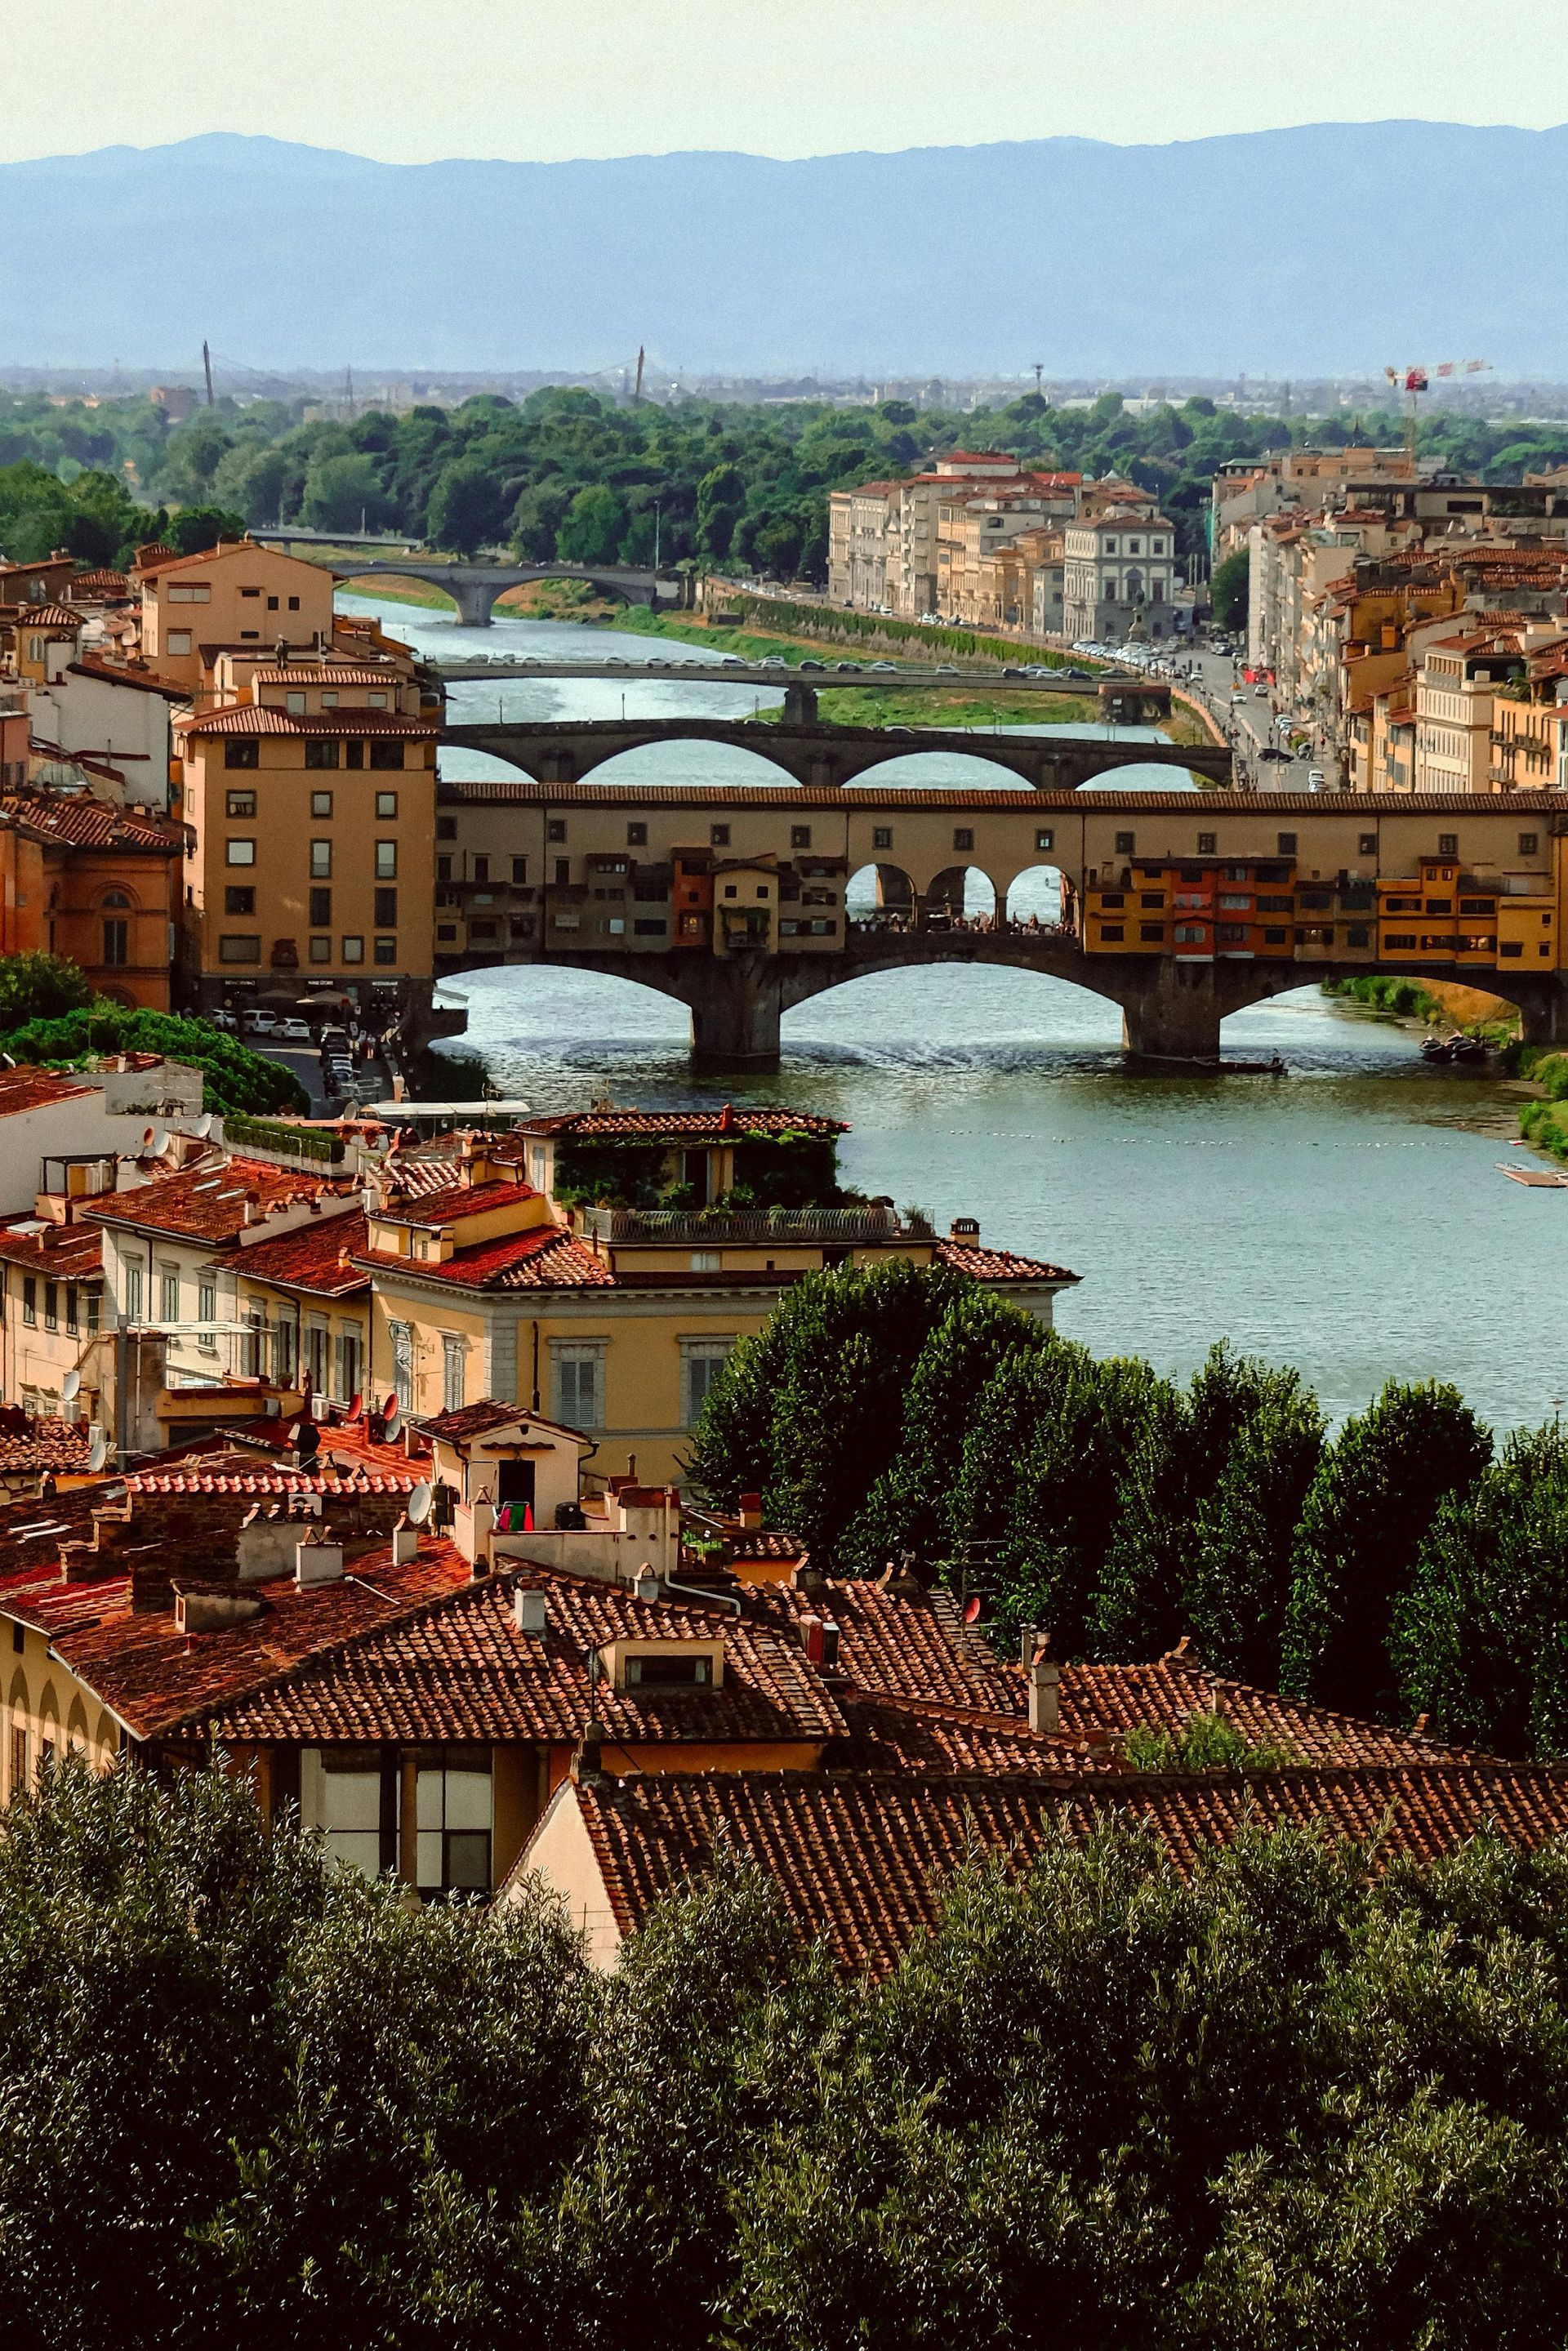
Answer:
[0,122,1562,377]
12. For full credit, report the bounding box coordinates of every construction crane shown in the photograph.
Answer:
[1383,358,1491,461]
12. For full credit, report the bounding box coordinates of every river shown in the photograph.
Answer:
[338,590,1564,1432]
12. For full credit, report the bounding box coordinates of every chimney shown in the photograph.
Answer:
[820,1617,841,1670]
[513,1586,548,1636]
[737,1490,763,1529]
[1018,1622,1038,1668]
[572,1716,605,1785]
[390,1518,419,1565]
[950,1214,980,1246]
[295,1533,344,1587]
[800,1612,825,1664]
[1027,1637,1061,1736]
[633,1565,660,1603]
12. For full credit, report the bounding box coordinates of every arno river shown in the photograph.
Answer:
[341,590,1564,1431]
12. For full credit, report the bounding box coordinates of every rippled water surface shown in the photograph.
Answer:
[341,590,1563,1430]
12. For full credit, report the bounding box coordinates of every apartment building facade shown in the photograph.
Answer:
[1062,502,1177,642]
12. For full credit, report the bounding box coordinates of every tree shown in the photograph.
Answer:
[0,951,93,1031]
[1212,545,1250,630]
[555,483,626,567]
[0,1004,306,1115]
[301,451,394,536]
[693,463,745,562]
[427,458,506,558]
[1281,1381,1492,1717]
[1392,1424,1568,1757]
[168,505,246,556]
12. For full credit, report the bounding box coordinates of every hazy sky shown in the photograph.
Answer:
[4,0,1563,163]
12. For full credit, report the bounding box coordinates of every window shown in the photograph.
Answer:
[22,1275,36,1326]
[303,1322,328,1392]
[10,1726,26,1797]
[43,1282,57,1332]
[1438,833,1459,857]
[344,739,364,768]
[219,935,261,964]
[1359,832,1378,856]
[471,854,488,884]
[273,1319,296,1387]
[416,1751,492,1895]
[1521,832,1539,856]
[225,788,256,818]
[710,824,730,848]
[288,595,301,612]
[224,738,260,769]
[310,936,332,963]
[437,817,457,842]
[626,1654,714,1688]
[167,583,211,603]
[102,919,128,968]
[553,1341,605,1429]
[310,839,332,878]
[511,856,528,884]
[308,887,332,927]
[341,935,364,964]
[1197,832,1216,855]
[1140,922,1164,942]
[334,1330,359,1404]
[286,692,306,715]
[65,1285,78,1336]
[160,1267,179,1324]
[123,1262,143,1321]
[227,838,256,866]
[375,841,398,879]
[225,886,255,915]
[1113,831,1135,857]
[301,1750,395,1881]
[791,826,813,850]
[555,859,570,888]
[373,937,398,965]
[953,827,974,853]
[305,738,340,770]
[627,822,648,848]
[437,857,452,884]
[167,631,192,656]
[1099,923,1125,942]
[872,826,893,851]
[1277,832,1298,855]
[546,819,566,844]
[368,741,404,771]
[441,1333,466,1414]
[239,587,261,601]
[1035,828,1054,853]
[198,1276,216,1346]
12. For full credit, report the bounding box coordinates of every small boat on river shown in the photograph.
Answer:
[1422,1031,1488,1065]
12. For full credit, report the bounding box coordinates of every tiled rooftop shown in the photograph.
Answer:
[523,1106,848,1141]
[0,1215,103,1280]
[229,1209,369,1295]
[934,1238,1079,1285]
[357,1224,614,1291]
[378,1177,538,1227]
[85,1160,354,1245]
[0,1067,94,1118]
[174,705,432,737]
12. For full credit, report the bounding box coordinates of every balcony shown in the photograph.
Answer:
[581,1204,930,1246]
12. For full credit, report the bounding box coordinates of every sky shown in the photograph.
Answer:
[1,0,1563,164]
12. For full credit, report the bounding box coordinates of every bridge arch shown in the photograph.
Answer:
[339,569,468,621]
[844,861,920,933]
[569,737,807,790]
[924,862,1000,929]
[1005,862,1071,931]
[846,746,1040,793]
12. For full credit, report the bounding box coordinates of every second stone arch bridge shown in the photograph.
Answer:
[429,721,1568,1065]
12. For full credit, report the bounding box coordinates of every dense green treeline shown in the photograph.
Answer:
[0,951,304,1115]
[14,1757,1568,2351]
[3,384,1567,581]
[688,1261,1568,1752]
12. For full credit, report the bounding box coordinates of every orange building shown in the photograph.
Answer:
[136,540,339,697]
[0,795,184,1008]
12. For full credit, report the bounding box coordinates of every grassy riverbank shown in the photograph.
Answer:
[1321,973,1521,1045]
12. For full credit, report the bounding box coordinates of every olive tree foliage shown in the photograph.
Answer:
[9,1762,1568,2350]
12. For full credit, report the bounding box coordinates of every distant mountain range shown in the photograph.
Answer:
[1,122,1564,381]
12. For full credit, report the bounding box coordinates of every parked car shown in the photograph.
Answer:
[1253,684,1269,699]
[1307,768,1326,789]
[242,1010,278,1037]
[274,1018,312,1044]
[1230,690,1246,705]
[211,1009,238,1035]
[1258,747,1290,764]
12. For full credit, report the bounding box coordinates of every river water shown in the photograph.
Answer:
[339,590,1564,1432]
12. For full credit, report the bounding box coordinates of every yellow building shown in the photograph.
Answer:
[355,1118,1077,1485]
[136,539,339,697]
[173,659,437,1022]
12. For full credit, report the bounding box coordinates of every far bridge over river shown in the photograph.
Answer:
[425,727,1568,1065]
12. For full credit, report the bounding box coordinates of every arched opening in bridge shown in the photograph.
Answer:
[844,862,920,937]
[782,961,1126,1058]
[338,572,466,621]
[432,962,690,1065]
[1004,863,1071,937]
[924,864,1000,934]
[581,740,804,790]
[846,748,1038,792]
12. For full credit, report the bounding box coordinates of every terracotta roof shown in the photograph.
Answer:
[0,1215,103,1280]
[559,1759,1568,1977]
[123,1467,418,1498]
[207,1565,847,1750]
[443,781,1564,818]
[0,1067,95,1118]
[5,603,82,630]
[0,1536,471,1742]
[378,1177,538,1227]
[416,1400,578,1444]
[357,1223,614,1292]
[523,1106,847,1141]
[137,541,261,577]
[746,1575,1019,1716]
[238,664,417,686]
[1043,1650,1468,1768]
[725,1528,808,1562]
[225,1209,369,1296]
[0,1419,96,1474]
[84,1161,354,1245]
[934,1238,1079,1285]
[174,705,431,738]
[65,656,189,701]
[65,570,131,598]
[1,796,185,855]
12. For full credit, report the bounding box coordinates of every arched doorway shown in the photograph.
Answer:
[844,862,920,937]
[923,864,999,935]
[1005,863,1072,937]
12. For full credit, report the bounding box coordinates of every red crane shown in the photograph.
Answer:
[1383,358,1491,460]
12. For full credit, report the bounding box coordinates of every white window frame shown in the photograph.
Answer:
[440,1331,466,1414]
[389,1319,415,1411]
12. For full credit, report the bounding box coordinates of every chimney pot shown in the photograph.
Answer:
[1028,1639,1061,1736]
[800,1611,825,1664]
[737,1489,762,1529]
[634,1565,661,1603]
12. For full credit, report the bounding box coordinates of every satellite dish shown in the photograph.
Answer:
[149,1129,169,1158]
[87,1432,109,1474]
[61,1369,81,1402]
[381,1391,399,1418]
[408,1479,432,1526]
[194,1113,214,1140]
[963,1595,982,1624]
[382,1398,402,1443]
